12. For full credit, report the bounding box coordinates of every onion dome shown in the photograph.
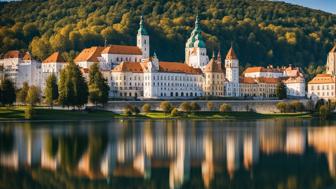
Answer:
[185,16,206,48]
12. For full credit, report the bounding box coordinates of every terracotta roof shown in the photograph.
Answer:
[283,76,305,83]
[102,45,142,55]
[244,66,282,74]
[225,47,237,60]
[240,77,280,84]
[3,50,23,59]
[23,52,32,61]
[159,61,203,74]
[43,52,66,63]
[74,46,105,62]
[240,77,257,84]
[203,57,223,73]
[308,74,336,84]
[112,61,147,73]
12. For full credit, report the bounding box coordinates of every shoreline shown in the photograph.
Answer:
[0,107,318,122]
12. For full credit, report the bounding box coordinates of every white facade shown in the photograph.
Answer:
[284,78,306,97]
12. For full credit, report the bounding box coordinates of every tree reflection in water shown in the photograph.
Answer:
[0,119,336,189]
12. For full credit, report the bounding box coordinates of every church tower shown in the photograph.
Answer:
[225,46,239,83]
[137,16,150,59]
[326,44,336,76]
[185,16,209,69]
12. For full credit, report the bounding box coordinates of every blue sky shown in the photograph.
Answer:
[273,0,336,14]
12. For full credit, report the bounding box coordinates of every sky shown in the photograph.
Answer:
[273,0,336,14]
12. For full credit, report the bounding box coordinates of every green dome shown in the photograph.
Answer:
[185,16,206,49]
[138,16,148,35]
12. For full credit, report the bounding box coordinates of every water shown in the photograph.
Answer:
[0,118,336,189]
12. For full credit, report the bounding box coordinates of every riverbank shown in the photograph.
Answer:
[0,107,316,121]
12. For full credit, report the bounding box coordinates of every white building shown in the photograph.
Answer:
[0,50,41,88]
[225,47,240,97]
[41,52,67,91]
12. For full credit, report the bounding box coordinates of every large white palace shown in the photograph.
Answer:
[0,16,306,100]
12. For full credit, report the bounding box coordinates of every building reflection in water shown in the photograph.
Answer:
[1,120,336,188]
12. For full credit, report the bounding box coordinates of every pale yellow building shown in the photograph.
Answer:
[239,77,279,98]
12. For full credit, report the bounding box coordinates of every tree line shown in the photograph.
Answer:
[0,0,334,80]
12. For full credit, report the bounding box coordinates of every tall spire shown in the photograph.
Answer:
[138,15,148,35]
[212,51,215,58]
[226,44,237,60]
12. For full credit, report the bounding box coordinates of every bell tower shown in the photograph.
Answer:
[137,16,150,59]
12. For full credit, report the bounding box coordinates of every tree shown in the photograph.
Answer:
[123,104,133,116]
[16,82,29,105]
[219,103,232,112]
[179,102,191,113]
[305,100,314,112]
[0,79,16,106]
[58,61,88,109]
[190,102,201,112]
[276,102,287,113]
[207,101,214,111]
[26,86,40,106]
[276,82,287,100]
[319,105,329,119]
[160,101,172,114]
[88,63,109,106]
[44,74,59,108]
[171,108,178,117]
[290,101,304,112]
[24,105,34,119]
[142,103,151,113]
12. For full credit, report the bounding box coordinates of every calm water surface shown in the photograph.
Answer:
[0,119,336,189]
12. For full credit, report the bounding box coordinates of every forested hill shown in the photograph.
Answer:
[0,0,335,70]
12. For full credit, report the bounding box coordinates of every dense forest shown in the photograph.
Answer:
[0,0,335,73]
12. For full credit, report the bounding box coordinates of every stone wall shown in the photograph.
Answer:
[104,99,308,113]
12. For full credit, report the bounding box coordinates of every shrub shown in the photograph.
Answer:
[190,102,201,112]
[219,103,232,112]
[207,101,214,111]
[170,108,178,117]
[319,105,329,119]
[25,105,34,119]
[179,102,191,113]
[290,101,305,112]
[160,101,172,113]
[276,102,287,113]
[315,99,325,111]
[123,104,133,116]
[305,100,314,112]
[142,103,151,113]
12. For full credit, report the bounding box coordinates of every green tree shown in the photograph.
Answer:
[179,102,191,113]
[26,86,40,106]
[170,108,178,117]
[88,63,109,106]
[142,103,151,113]
[58,61,88,109]
[219,103,232,112]
[0,79,16,106]
[276,82,287,100]
[16,82,29,105]
[44,74,59,108]
[24,105,34,119]
[160,101,172,114]
[276,102,287,113]
[207,101,214,111]
[319,105,329,119]
[190,102,201,112]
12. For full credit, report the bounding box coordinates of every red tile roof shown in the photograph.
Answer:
[159,61,202,74]
[112,61,202,75]
[240,77,280,84]
[244,66,282,73]
[308,74,336,84]
[225,47,237,60]
[23,52,32,61]
[74,46,105,62]
[102,45,142,55]
[203,57,223,73]
[43,52,66,63]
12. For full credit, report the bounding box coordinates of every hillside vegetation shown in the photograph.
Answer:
[0,0,335,73]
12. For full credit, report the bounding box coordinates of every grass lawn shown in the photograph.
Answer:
[0,106,314,121]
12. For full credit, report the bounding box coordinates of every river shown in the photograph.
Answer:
[0,118,335,189]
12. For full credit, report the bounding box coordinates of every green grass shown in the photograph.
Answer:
[0,106,314,121]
